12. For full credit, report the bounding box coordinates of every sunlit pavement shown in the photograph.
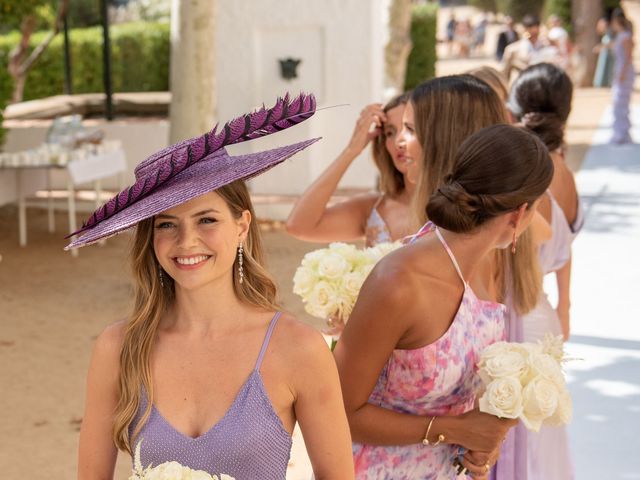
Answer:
[564,106,640,479]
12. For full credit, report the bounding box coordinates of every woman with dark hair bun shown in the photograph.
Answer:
[335,123,553,479]
[504,62,583,480]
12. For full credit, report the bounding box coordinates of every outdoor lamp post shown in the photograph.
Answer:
[100,0,114,120]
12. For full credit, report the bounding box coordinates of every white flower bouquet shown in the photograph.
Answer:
[477,334,572,432]
[130,440,235,480]
[293,242,401,336]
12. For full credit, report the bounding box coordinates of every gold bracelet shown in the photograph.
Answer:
[422,416,445,446]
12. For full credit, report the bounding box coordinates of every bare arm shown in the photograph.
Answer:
[286,104,385,242]
[556,255,572,341]
[292,325,355,479]
[334,262,515,453]
[77,323,124,480]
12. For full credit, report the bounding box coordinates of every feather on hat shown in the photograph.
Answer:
[66,92,318,249]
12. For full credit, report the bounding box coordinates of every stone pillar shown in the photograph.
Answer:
[169,0,217,143]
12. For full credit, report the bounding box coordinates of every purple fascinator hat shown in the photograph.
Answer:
[66,93,319,249]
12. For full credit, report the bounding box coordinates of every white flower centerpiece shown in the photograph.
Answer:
[477,333,573,432]
[293,242,401,344]
[130,440,235,480]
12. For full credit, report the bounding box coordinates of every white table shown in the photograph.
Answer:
[0,142,126,256]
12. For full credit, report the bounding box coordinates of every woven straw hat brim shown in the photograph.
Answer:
[66,137,319,250]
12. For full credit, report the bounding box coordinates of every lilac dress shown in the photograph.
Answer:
[129,312,292,479]
[364,195,393,247]
[353,222,506,479]
[495,192,584,480]
[611,30,635,144]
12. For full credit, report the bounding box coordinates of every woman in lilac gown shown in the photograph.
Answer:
[610,8,636,144]
[75,95,354,479]
[496,63,584,480]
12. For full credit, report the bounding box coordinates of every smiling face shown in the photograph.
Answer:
[398,101,423,184]
[153,191,250,292]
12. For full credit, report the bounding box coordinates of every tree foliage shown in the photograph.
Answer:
[404,3,437,91]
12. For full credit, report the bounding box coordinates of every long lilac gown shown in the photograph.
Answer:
[494,192,583,480]
[611,30,635,144]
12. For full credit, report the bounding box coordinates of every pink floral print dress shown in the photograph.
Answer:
[353,222,506,479]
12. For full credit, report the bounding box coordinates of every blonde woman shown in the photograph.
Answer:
[467,66,509,105]
[286,94,414,247]
[75,94,354,479]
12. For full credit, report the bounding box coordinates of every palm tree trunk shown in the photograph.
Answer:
[573,0,602,87]
[385,0,413,94]
[169,0,217,143]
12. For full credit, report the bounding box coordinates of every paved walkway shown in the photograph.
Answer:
[565,106,640,479]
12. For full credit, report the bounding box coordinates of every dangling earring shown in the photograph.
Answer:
[238,242,244,284]
[511,229,518,254]
[158,265,165,288]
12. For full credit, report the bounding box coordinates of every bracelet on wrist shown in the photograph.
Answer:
[422,416,445,446]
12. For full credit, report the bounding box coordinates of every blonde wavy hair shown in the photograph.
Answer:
[411,75,542,314]
[112,180,279,454]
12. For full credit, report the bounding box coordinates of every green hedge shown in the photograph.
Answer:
[0,21,170,102]
[0,21,169,148]
[404,3,437,91]
[0,49,11,149]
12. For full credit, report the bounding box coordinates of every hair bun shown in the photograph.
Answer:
[427,182,485,232]
[520,111,564,151]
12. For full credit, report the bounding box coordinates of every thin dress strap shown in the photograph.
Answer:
[433,226,467,287]
[254,311,282,371]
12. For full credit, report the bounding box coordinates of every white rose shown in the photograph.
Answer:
[478,342,533,381]
[306,281,339,318]
[293,266,316,297]
[317,251,349,279]
[528,352,565,388]
[478,377,523,419]
[520,376,560,432]
[341,270,366,297]
[547,388,573,426]
[479,350,529,384]
[301,249,326,269]
[367,241,402,260]
[147,462,185,480]
[329,242,359,260]
[478,342,513,364]
[362,242,400,264]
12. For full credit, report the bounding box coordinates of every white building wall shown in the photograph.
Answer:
[216,0,387,197]
[2,1,390,217]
